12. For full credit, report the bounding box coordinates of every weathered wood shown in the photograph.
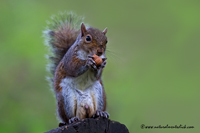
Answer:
[46,117,129,133]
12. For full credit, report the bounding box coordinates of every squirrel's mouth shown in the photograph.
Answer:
[89,49,104,57]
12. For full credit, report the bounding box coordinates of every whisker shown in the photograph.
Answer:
[106,48,124,64]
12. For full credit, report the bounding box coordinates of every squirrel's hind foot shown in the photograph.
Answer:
[58,122,67,127]
[92,110,109,119]
[69,117,80,124]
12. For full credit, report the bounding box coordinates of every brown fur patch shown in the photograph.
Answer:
[54,61,66,92]
[57,92,69,123]
[99,80,107,111]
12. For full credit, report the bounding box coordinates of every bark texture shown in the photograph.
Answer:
[45,117,129,133]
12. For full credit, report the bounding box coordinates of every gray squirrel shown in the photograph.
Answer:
[44,12,109,126]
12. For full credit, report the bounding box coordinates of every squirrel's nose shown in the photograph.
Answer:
[97,49,103,56]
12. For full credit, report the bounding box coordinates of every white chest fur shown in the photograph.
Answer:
[60,70,104,118]
[77,49,88,60]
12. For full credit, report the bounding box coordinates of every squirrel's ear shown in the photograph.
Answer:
[81,23,87,37]
[102,28,107,35]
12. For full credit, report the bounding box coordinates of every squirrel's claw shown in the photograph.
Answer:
[100,60,107,68]
[58,122,67,127]
[88,55,94,59]
[69,117,80,124]
[92,110,109,119]
[87,58,97,70]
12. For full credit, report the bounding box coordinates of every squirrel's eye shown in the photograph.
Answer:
[85,35,92,43]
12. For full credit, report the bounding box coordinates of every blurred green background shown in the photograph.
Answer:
[0,0,200,133]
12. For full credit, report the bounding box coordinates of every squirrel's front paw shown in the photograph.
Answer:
[100,60,107,68]
[92,110,109,118]
[69,117,80,124]
[87,57,98,71]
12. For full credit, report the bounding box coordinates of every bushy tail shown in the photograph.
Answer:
[43,12,84,76]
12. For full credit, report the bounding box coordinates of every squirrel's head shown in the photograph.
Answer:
[77,23,108,57]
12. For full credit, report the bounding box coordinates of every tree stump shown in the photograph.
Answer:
[45,117,129,133]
